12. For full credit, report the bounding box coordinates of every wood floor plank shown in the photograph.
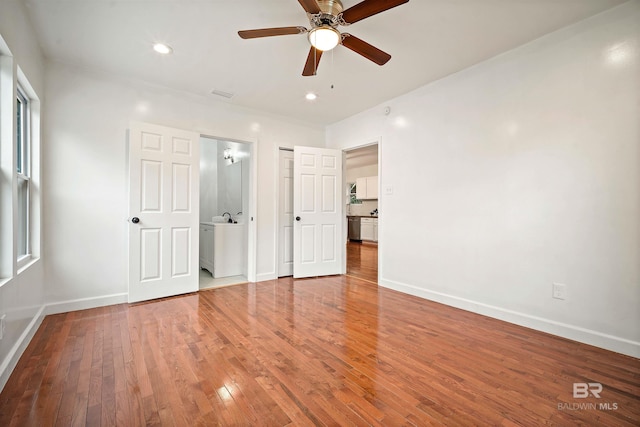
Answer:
[1,274,639,426]
[347,241,378,283]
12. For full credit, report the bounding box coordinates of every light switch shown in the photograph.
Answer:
[384,185,393,195]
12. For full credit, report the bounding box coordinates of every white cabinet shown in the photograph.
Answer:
[356,176,378,200]
[361,217,378,242]
[200,223,245,277]
[373,219,378,242]
[366,176,378,199]
[213,223,244,278]
[199,223,215,274]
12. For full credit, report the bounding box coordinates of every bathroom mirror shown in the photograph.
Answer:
[220,161,242,216]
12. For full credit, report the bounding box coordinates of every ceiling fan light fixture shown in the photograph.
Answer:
[308,26,340,51]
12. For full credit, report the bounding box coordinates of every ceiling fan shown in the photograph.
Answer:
[238,0,409,76]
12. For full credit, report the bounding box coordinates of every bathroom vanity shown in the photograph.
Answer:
[199,222,245,278]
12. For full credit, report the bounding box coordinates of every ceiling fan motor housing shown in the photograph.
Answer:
[312,0,344,28]
[318,0,343,16]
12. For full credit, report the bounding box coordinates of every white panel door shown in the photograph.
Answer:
[128,122,200,303]
[278,149,294,277]
[293,146,342,278]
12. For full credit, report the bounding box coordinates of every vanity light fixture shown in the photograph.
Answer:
[223,148,235,163]
[153,43,173,55]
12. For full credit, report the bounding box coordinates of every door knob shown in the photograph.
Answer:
[295,216,301,221]
[131,217,140,224]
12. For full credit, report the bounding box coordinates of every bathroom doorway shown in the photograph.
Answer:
[199,136,252,289]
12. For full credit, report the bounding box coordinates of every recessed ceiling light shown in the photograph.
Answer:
[153,43,173,55]
[305,92,317,101]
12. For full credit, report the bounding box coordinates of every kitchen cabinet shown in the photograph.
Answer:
[373,219,378,242]
[356,175,378,200]
[366,176,378,199]
[199,223,215,274]
[361,217,378,242]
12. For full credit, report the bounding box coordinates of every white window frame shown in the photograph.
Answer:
[0,41,40,282]
[16,84,31,267]
[0,48,13,281]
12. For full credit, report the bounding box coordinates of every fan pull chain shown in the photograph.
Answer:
[330,48,335,90]
[314,47,318,76]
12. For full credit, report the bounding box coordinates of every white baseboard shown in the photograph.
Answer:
[1,293,128,393]
[0,305,45,392]
[256,272,276,282]
[44,293,128,316]
[379,278,640,359]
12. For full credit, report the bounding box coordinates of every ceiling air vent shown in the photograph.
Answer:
[211,89,234,99]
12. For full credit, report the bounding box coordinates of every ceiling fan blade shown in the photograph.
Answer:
[298,0,322,14]
[302,47,323,76]
[341,0,409,24]
[341,34,391,65]
[238,26,307,39]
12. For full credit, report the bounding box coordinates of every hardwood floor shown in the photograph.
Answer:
[346,241,378,283]
[1,276,638,426]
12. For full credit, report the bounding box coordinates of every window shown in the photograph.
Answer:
[16,85,30,263]
[0,46,41,279]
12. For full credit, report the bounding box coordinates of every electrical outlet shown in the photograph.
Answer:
[552,283,566,300]
[0,314,5,340]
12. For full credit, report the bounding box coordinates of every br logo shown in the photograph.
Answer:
[573,382,602,398]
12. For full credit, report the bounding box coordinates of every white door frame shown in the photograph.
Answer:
[201,134,258,283]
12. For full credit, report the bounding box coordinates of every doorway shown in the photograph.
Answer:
[199,136,252,289]
[345,144,379,283]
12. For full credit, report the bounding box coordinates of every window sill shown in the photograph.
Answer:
[17,256,40,275]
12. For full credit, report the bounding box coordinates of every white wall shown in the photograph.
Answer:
[199,137,218,222]
[0,0,46,390]
[216,142,244,218]
[43,61,325,307]
[327,2,640,357]
[345,164,378,183]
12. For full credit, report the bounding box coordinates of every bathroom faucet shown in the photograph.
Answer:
[222,212,232,223]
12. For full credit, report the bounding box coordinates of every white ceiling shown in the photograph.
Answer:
[23,0,625,126]
[346,144,378,169]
